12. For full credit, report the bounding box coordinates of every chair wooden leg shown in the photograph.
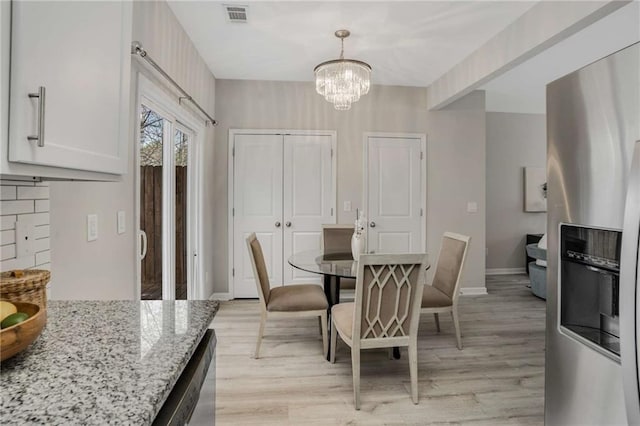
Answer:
[352,349,361,410]
[320,311,328,359]
[434,313,441,332]
[408,339,419,404]
[254,311,266,358]
[330,317,337,363]
[451,308,462,350]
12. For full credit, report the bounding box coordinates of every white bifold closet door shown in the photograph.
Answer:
[233,133,333,298]
[233,134,284,298]
[283,135,333,285]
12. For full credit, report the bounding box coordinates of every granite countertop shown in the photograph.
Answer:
[0,300,218,425]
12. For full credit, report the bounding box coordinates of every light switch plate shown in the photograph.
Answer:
[87,214,98,241]
[467,202,478,213]
[117,211,126,235]
[344,201,352,212]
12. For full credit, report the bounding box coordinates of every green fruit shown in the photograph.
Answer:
[1,312,29,329]
[0,301,17,321]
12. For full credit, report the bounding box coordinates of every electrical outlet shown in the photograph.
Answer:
[117,211,126,234]
[16,220,35,257]
[467,202,478,213]
[344,201,352,212]
[87,214,98,242]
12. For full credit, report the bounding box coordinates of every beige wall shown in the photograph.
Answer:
[486,112,546,271]
[427,92,486,292]
[49,1,216,300]
[214,80,486,294]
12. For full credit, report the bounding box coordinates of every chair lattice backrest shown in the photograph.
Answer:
[354,254,428,344]
[322,224,355,254]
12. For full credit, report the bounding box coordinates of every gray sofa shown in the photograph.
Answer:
[526,243,547,300]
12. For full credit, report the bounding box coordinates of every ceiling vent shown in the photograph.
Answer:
[224,5,248,23]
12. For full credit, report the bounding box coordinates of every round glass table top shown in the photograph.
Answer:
[288,250,357,279]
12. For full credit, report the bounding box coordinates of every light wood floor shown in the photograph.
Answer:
[207,274,545,425]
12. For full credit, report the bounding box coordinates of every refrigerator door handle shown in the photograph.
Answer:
[621,140,640,425]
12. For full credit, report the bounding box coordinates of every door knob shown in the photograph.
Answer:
[275,221,281,228]
[369,221,376,228]
[285,221,292,227]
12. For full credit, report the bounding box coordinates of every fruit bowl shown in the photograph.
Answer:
[0,301,46,361]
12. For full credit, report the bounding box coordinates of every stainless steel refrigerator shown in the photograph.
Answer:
[546,42,639,425]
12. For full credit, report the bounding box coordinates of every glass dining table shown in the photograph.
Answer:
[288,249,429,360]
[288,250,356,307]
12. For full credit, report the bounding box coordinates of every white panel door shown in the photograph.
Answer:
[283,135,334,284]
[233,134,283,297]
[366,136,424,254]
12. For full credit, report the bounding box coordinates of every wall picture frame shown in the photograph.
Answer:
[524,167,547,212]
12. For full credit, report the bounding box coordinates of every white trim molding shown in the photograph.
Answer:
[486,267,527,276]
[460,287,489,296]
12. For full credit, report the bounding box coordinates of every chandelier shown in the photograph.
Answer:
[314,30,372,110]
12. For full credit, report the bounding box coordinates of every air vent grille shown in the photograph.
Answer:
[224,5,248,23]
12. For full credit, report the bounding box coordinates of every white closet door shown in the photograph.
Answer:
[283,135,334,284]
[367,136,423,254]
[233,134,283,297]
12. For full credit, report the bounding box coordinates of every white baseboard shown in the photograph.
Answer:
[486,267,526,276]
[209,292,232,301]
[460,286,488,296]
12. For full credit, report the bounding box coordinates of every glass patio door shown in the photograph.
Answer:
[173,125,193,300]
[138,101,196,300]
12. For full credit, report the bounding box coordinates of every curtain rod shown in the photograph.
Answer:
[131,41,217,127]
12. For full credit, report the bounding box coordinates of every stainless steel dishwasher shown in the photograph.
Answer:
[153,329,216,426]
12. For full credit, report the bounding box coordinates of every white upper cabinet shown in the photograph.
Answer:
[0,2,8,164]
[5,1,132,177]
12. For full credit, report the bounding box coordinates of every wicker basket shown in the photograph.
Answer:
[0,269,50,309]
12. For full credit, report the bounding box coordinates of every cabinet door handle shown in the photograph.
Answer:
[369,221,376,228]
[275,221,281,228]
[285,221,292,228]
[27,86,46,147]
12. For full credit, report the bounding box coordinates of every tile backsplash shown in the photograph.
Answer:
[0,179,51,272]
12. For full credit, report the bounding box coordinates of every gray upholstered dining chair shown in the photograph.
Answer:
[322,224,356,295]
[246,233,328,358]
[421,232,471,350]
[330,253,428,409]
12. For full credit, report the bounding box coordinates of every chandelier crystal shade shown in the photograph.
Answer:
[314,30,371,110]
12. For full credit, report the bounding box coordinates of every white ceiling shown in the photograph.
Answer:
[482,1,640,114]
[167,1,536,87]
